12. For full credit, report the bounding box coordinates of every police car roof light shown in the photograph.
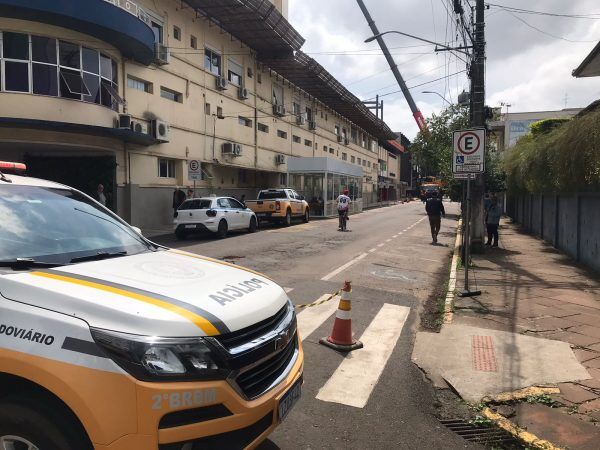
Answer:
[0,161,27,172]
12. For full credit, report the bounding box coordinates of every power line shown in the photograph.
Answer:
[487,2,600,20]
[502,10,598,43]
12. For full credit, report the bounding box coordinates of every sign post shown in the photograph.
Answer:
[188,160,202,197]
[453,129,484,298]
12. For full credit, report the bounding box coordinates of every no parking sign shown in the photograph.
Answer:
[452,128,485,175]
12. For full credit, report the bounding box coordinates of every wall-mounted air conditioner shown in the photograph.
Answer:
[337,135,343,143]
[117,114,131,129]
[308,121,317,130]
[238,87,249,100]
[296,114,306,126]
[344,137,349,145]
[273,104,285,117]
[216,76,228,90]
[222,142,242,156]
[275,154,286,165]
[154,43,170,65]
[131,120,148,134]
[151,119,170,142]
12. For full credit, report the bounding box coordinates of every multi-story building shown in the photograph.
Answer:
[0,0,396,228]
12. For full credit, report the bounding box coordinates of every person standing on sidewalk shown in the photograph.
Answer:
[425,191,445,244]
[485,196,502,247]
[336,188,351,231]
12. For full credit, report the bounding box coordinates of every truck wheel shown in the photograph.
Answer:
[302,208,310,223]
[0,397,91,450]
[248,217,258,233]
[217,220,228,239]
[283,209,292,227]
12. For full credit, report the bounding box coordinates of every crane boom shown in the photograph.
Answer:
[356,0,428,133]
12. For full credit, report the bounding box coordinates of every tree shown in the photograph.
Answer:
[411,104,505,200]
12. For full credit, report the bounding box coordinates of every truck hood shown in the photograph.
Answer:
[0,250,288,337]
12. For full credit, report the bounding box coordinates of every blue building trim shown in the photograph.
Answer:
[0,0,155,65]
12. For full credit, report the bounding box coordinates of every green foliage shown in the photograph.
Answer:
[530,118,569,137]
[411,104,505,200]
[504,108,600,193]
[525,394,555,406]
[468,415,493,427]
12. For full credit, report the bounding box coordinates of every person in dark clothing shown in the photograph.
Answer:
[172,187,186,217]
[425,192,445,244]
[485,196,502,247]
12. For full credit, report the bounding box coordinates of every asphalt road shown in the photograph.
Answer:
[153,201,476,449]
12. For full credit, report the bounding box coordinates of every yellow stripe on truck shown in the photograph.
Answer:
[30,271,220,335]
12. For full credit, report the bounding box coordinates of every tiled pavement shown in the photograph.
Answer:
[453,218,600,426]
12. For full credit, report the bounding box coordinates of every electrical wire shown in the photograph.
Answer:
[501,9,598,43]
[487,2,600,20]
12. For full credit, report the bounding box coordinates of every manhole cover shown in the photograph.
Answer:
[441,419,523,448]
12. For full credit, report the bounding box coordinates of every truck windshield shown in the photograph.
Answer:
[0,185,154,265]
[258,190,286,200]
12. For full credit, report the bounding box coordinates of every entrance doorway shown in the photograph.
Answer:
[24,155,117,210]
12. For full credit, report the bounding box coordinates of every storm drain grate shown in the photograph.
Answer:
[441,419,523,448]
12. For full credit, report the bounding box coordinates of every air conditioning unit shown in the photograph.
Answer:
[222,142,234,155]
[296,114,306,126]
[154,43,170,65]
[233,143,242,156]
[273,104,285,117]
[344,137,349,145]
[151,119,170,142]
[131,120,148,134]
[216,76,228,90]
[238,87,248,100]
[117,114,131,129]
[337,135,343,143]
[275,154,286,165]
[308,121,317,130]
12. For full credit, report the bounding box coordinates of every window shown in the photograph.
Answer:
[342,152,347,161]
[257,72,262,84]
[127,76,152,93]
[368,161,371,168]
[238,116,252,127]
[329,147,334,154]
[334,125,340,135]
[228,59,243,86]
[305,107,313,122]
[151,21,164,44]
[362,134,367,148]
[217,198,232,209]
[217,106,223,117]
[158,159,176,178]
[272,83,283,106]
[292,135,301,143]
[160,86,182,103]
[204,48,221,76]
[351,155,356,163]
[357,158,361,165]
[205,103,211,115]
[323,145,327,152]
[1,32,118,108]
[304,139,312,147]
[362,160,367,166]
[351,127,358,144]
[229,198,245,209]
[292,101,301,116]
[173,26,181,41]
[279,173,287,185]
[190,35,197,49]
[258,123,269,133]
[277,130,288,139]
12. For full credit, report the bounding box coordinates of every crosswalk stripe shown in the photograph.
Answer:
[315,303,410,408]
[296,294,340,341]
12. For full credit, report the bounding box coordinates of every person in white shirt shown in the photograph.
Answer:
[336,188,351,231]
[95,184,106,206]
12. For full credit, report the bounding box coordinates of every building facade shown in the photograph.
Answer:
[0,0,396,228]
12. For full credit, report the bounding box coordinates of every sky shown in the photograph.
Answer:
[287,0,600,140]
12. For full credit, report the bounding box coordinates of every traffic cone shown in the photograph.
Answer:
[319,281,363,352]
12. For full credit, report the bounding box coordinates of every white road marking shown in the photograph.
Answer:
[284,287,294,293]
[297,295,340,341]
[392,235,398,238]
[316,304,411,408]
[321,253,368,281]
[377,243,384,247]
[368,248,377,253]
[385,239,392,242]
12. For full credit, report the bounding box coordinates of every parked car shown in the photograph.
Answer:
[0,163,303,450]
[174,196,258,239]
[245,189,309,226]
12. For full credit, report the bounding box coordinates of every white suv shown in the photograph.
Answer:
[174,196,258,239]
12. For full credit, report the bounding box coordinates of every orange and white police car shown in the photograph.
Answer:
[0,162,303,450]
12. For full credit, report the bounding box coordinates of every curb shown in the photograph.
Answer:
[443,219,462,324]
[482,407,563,450]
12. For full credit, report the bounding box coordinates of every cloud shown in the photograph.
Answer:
[288,0,600,139]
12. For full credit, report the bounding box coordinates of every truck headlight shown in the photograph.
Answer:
[90,328,229,381]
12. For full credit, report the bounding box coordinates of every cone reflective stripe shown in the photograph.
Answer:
[319,281,363,352]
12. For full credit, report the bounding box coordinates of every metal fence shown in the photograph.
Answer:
[506,192,600,273]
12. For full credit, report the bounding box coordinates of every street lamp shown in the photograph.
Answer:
[422,91,451,105]
[364,31,471,55]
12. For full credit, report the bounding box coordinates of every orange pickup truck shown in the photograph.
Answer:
[245,189,310,226]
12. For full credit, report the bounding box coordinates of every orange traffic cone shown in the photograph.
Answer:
[319,281,363,352]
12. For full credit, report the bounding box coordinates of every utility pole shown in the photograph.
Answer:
[356,0,428,133]
[468,0,486,252]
